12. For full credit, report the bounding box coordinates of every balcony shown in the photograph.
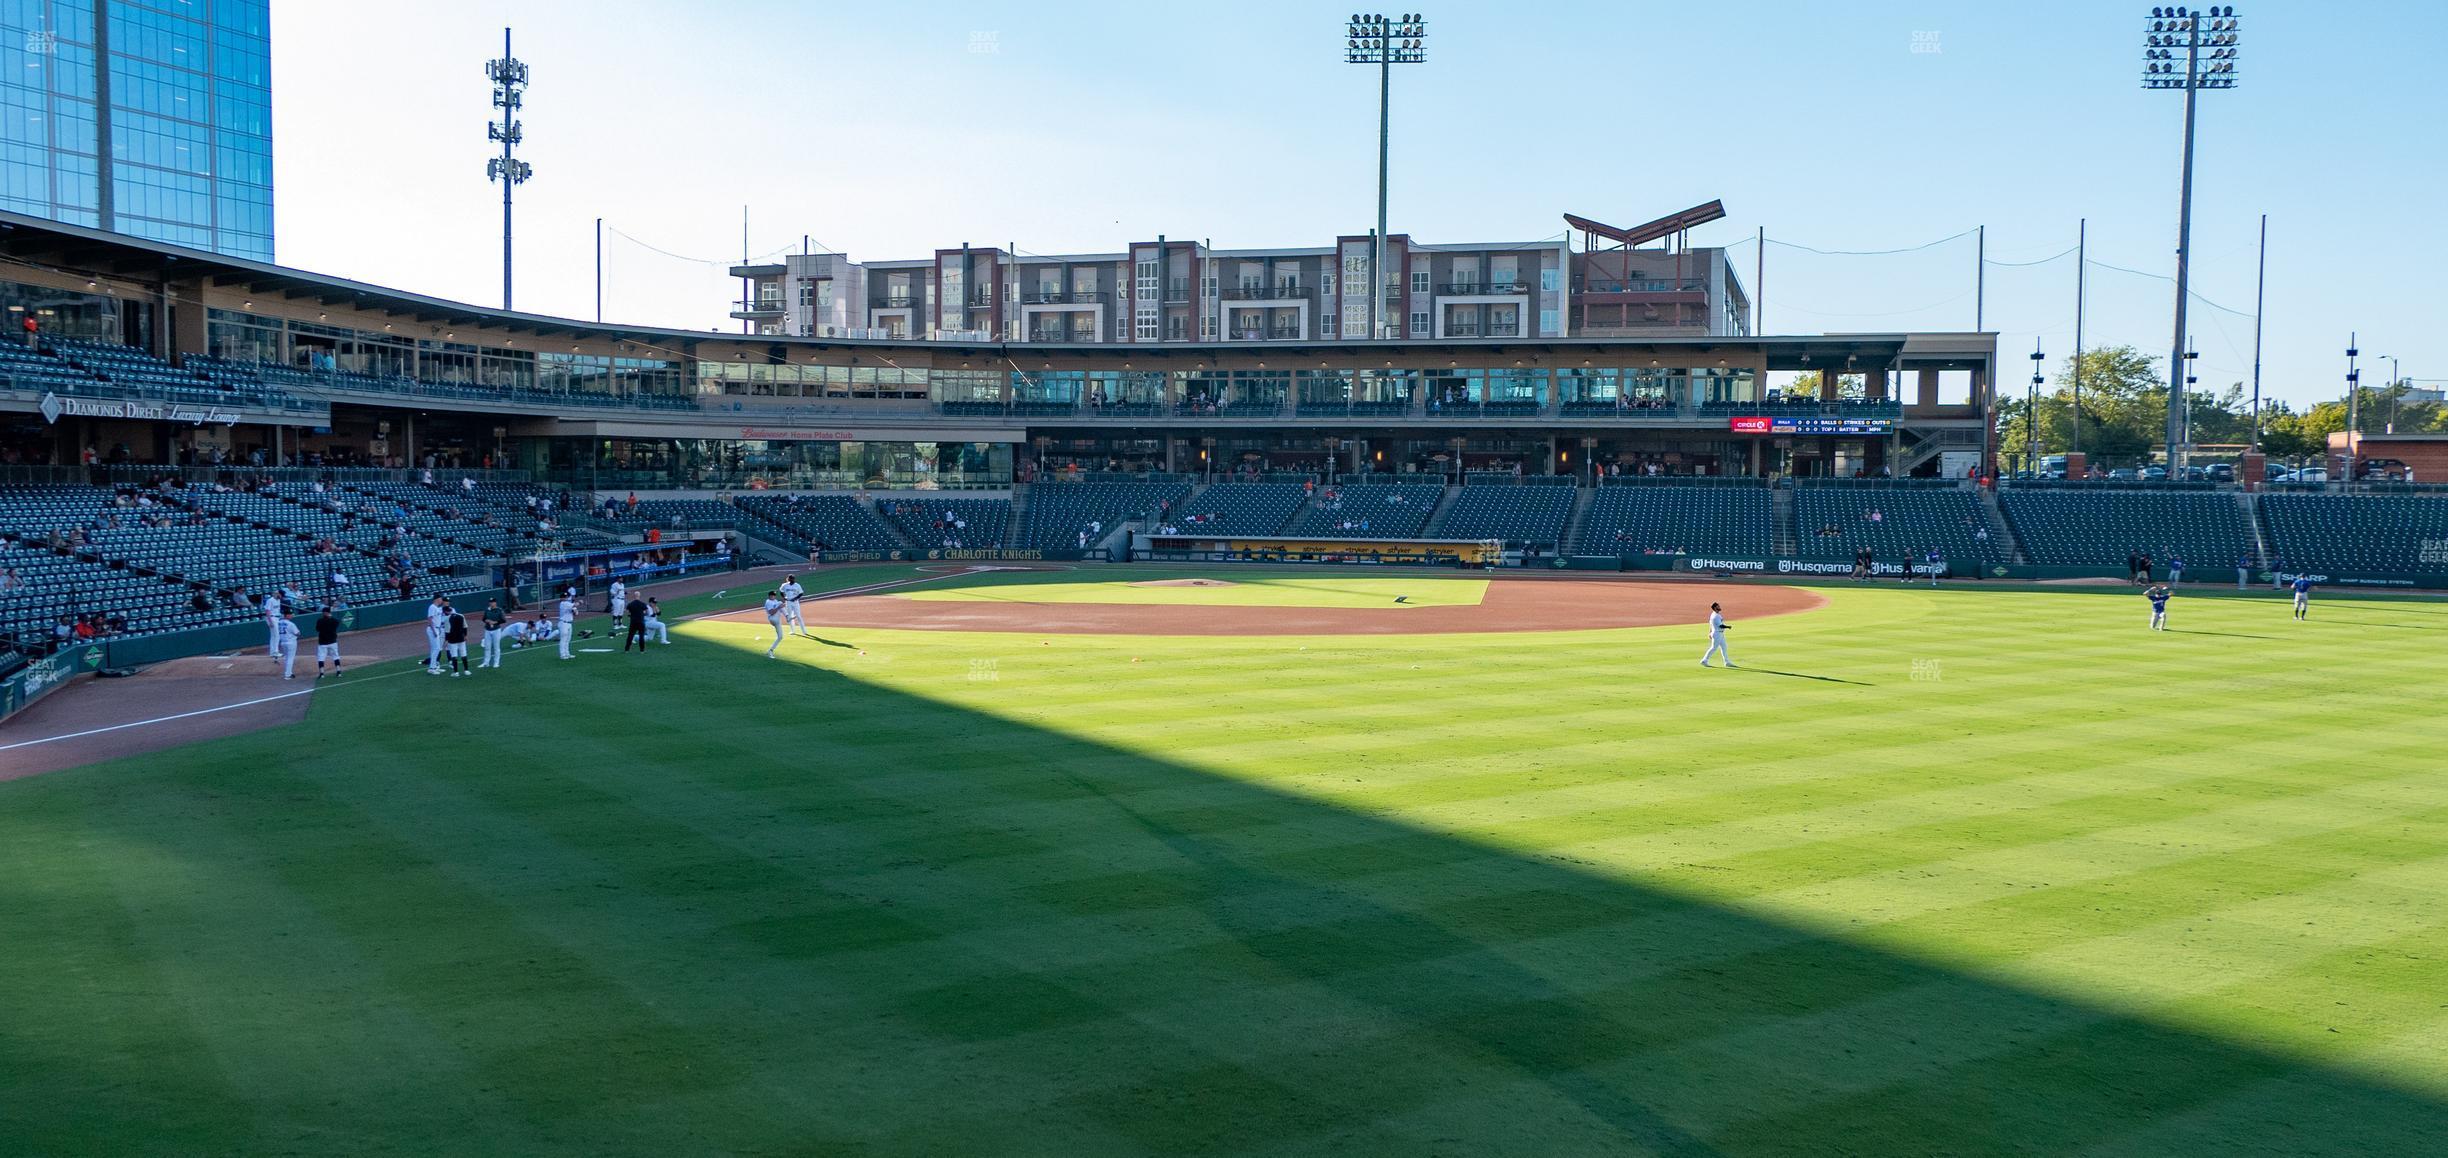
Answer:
[1222,284,1310,301]
[876,295,917,308]
[1021,290,1105,305]
[728,299,785,320]
[1575,279,1707,295]
[1436,282,1526,296]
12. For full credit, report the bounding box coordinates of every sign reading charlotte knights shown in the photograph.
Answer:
[39,392,241,426]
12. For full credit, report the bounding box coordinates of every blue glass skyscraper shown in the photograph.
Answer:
[0,0,272,261]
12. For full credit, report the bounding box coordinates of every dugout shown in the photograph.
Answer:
[1133,533,1501,567]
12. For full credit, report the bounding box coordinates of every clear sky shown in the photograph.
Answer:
[269,0,2443,408]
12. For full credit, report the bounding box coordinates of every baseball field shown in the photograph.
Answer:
[4,566,2447,1154]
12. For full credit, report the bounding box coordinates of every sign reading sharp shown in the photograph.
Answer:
[38,393,241,425]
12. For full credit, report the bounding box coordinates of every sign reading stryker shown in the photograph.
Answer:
[39,393,242,426]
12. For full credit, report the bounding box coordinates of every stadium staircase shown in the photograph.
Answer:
[1769,487,1798,556]
[1005,485,1033,548]
[1560,486,1597,552]
[1419,484,1466,538]
[2239,490,2272,567]
[1976,488,2029,565]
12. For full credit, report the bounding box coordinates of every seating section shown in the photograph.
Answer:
[627,499,737,530]
[1795,485,2007,565]
[1165,483,1306,535]
[734,495,902,551]
[1281,482,1444,538]
[879,498,1010,550]
[1574,483,1775,556]
[1432,485,1575,547]
[2001,488,2256,569]
[2261,493,2448,573]
[1014,482,1190,549]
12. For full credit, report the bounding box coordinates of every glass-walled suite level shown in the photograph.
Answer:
[517,437,1013,491]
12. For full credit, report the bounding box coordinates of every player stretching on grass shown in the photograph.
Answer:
[779,575,809,637]
[1699,602,1735,668]
[643,597,670,645]
[763,591,786,657]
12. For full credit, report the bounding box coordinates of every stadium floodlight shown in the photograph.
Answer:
[1345,13,1426,342]
[2029,342,2045,475]
[2142,6,2241,473]
[486,27,534,311]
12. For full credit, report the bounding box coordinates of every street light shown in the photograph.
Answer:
[2345,337,2359,488]
[2142,5,2240,473]
[2028,341,2045,475]
[486,27,534,311]
[1346,13,1426,342]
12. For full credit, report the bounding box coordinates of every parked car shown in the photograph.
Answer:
[2107,468,2138,481]
[2204,463,2235,483]
[2281,468,2329,484]
[2141,466,2169,482]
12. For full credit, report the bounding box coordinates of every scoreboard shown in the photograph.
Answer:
[1728,415,1895,435]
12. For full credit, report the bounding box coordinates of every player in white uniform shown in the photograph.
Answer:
[779,576,808,636]
[262,591,284,657]
[643,597,670,645]
[556,588,578,658]
[1699,602,1735,668]
[763,592,786,657]
[608,578,627,629]
[424,597,449,674]
[273,612,300,680]
[479,598,507,668]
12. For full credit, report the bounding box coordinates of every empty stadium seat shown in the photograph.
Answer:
[1573,482,1775,556]
[1432,484,1575,547]
[2260,493,2448,573]
[2000,487,2256,570]
[1794,483,2007,566]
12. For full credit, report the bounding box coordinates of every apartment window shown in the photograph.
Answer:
[1540,268,1560,293]
[1165,316,1187,341]
[1116,313,1129,341]
[1319,312,1336,338]
[1200,313,1217,341]
[1343,303,1370,337]
[1135,260,1158,302]
[1412,269,1430,295]
[1201,274,1219,299]
[1135,307,1158,341]
[1320,275,1333,297]
[1540,308,1559,335]
[1409,310,1429,337]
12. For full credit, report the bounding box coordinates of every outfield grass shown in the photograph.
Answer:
[896,570,1489,608]
[5,574,2448,1154]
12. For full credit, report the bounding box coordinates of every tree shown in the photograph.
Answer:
[1993,345,2169,467]
[1783,371,1823,400]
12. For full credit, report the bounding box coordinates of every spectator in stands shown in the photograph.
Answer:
[20,311,37,348]
[0,567,17,593]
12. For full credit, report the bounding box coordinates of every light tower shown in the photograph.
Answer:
[486,28,533,311]
[1345,13,1425,341]
[2142,5,2240,471]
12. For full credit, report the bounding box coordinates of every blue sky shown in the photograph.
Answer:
[270,0,2443,407]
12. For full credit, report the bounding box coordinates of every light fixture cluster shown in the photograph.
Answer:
[2143,6,2239,90]
[1345,13,1426,63]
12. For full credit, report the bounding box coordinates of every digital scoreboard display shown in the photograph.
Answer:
[1728,416,1895,435]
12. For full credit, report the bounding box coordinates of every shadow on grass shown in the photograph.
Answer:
[8,646,2446,1155]
[1727,667,1877,687]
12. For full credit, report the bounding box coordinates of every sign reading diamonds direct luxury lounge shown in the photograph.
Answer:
[38,393,242,426]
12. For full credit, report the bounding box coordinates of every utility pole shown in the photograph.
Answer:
[485,28,533,311]
[2249,213,2266,447]
[2073,218,2087,459]
[594,217,603,322]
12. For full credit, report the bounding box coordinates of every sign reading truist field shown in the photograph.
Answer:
[39,392,242,426]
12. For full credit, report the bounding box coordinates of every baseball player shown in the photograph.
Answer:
[423,596,449,674]
[273,611,300,680]
[263,589,284,658]
[313,605,342,678]
[1699,602,1735,668]
[2291,574,2313,621]
[643,597,670,645]
[779,575,808,636]
[480,598,507,668]
[556,587,578,658]
[763,591,786,657]
[443,603,471,676]
[608,576,628,626]
[2146,583,2171,631]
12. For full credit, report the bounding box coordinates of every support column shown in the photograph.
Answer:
[1916,369,1939,408]
[1865,368,1889,402]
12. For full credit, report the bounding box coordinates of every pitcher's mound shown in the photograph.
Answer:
[1130,578,1238,588]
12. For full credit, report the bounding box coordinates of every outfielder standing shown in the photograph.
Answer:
[557,587,577,659]
[2291,574,2313,621]
[1699,602,1736,668]
[763,591,786,657]
[779,575,808,637]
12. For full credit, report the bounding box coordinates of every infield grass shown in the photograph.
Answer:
[4,571,2447,1155]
